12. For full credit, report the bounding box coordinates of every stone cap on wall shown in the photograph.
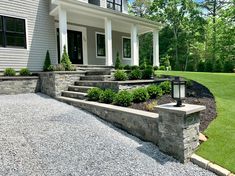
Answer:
[155,103,206,115]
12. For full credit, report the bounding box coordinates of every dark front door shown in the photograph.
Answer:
[57,29,83,64]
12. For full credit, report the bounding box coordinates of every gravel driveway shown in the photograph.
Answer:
[0,93,215,176]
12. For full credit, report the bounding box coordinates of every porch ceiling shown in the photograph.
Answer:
[50,0,164,34]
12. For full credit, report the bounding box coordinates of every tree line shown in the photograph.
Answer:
[129,0,235,72]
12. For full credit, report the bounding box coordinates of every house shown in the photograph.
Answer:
[0,0,163,71]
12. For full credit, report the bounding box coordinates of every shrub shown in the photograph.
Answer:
[60,46,73,71]
[52,64,65,71]
[132,88,150,103]
[4,68,16,76]
[153,66,159,71]
[213,59,223,72]
[144,100,158,111]
[223,59,234,73]
[159,81,171,94]
[142,66,153,79]
[115,52,123,70]
[147,85,163,99]
[129,69,142,80]
[131,65,139,70]
[47,65,54,71]
[19,68,31,76]
[186,79,194,88]
[124,65,131,70]
[159,66,166,71]
[114,70,128,81]
[99,89,116,104]
[87,88,103,101]
[197,60,205,72]
[204,59,213,72]
[43,50,52,71]
[113,91,133,107]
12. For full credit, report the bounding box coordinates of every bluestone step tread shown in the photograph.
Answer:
[68,85,95,93]
[62,91,87,100]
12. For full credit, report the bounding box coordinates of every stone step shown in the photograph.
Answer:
[62,91,87,100]
[76,65,114,69]
[68,85,94,93]
[85,69,112,76]
[80,75,113,81]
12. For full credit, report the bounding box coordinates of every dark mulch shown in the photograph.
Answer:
[130,81,217,132]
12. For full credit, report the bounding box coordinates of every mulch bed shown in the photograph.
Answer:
[130,81,217,132]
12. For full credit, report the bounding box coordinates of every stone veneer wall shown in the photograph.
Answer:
[0,77,40,95]
[39,71,85,98]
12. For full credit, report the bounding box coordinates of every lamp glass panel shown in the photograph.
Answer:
[180,84,185,98]
[173,84,180,98]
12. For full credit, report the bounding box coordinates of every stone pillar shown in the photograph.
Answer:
[59,6,68,58]
[105,18,113,66]
[153,29,159,67]
[131,24,139,66]
[155,103,206,163]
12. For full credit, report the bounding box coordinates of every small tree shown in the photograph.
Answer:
[115,52,122,70]
[43,50,51,71]
[60,45,72,71]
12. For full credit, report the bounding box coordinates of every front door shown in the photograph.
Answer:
[57,29,83,64]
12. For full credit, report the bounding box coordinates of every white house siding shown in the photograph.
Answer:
[0,0,57,71]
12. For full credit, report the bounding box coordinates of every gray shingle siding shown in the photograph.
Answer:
[0,0,57,71]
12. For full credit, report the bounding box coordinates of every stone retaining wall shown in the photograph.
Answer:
[39,71,85,98]
[0,77,40,95]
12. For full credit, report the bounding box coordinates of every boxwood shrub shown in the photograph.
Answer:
[132,88,150,103]
[128,69,142,80]
[87,88,103,101]
[114,70,128,81]
[4,68,16,76]
[159,81,171,94]
[99,89,116,104]
[142,66,153,79]
[19,68,31,76]
[124,65,131,70]
[147,85,163,99]
[113,90,133,107]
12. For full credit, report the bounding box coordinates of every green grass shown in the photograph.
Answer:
[157,71,235,172]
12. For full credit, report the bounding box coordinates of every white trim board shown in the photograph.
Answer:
[55,22,88,65]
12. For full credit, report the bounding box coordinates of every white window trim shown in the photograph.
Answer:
[95,32,106,59]
[0,13,29,51]
[122,36,131,60]
[55,23,88,65]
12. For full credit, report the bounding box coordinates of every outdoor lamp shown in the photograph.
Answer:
[171,77,186,107]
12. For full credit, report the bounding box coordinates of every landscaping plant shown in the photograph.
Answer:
[52,64,66,71]
[43,50,52,71]
[61,46,73,71]
[114,70,128,81]
[19,68,31,76]
[159,81,171,94]
[131,65,139,70]
[132,88,150,103]
[124,65,131,70]
[4,68,16,76]
[115,52,123,70]
[128,68,142,80]
[113,90,133,107]
[147,85,163,99]
[87,88,103,101]
[142,65,153,79]
[99,89,116,104]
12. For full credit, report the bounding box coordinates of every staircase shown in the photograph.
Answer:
[61,65,114,100]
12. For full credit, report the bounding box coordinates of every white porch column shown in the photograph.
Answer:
[153,29,160,67]
[59,6,68,58]
[131,24,139,66]
[105,18,113,66]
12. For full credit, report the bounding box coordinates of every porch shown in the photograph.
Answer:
[50,0,163,66]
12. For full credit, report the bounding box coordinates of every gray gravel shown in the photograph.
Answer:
[0,93,215,176]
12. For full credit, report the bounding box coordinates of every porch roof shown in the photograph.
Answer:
[50,0,164,34]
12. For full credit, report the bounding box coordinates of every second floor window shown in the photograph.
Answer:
[107,0,122,12]
[88,0,100,6]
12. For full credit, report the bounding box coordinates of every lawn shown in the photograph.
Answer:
[157,71,235,172]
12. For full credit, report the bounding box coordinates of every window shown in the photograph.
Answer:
[0,16,26,48]
[107,0,122,12]
[123,37,131,58]
[96,33,105,57]
[88,0,100,6]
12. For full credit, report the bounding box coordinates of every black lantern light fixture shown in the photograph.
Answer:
[171,77,186,107]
